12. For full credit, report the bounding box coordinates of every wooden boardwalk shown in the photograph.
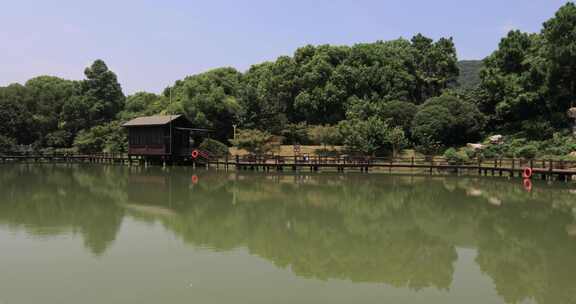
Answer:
[0,153,134,165]
[213,155,576,181]
[2,153,575,181]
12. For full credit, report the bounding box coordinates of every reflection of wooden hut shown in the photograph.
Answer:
[122,115,209,159]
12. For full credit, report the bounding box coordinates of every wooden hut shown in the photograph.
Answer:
[122,115,202,158]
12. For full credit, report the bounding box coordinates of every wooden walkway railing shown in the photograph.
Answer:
[208,154,576,181]
[2,152,575,181]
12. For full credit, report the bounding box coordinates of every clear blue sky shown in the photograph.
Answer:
[0,0,570,94]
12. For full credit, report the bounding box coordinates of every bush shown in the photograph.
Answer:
[443,148,470,165]
[199,138,229,157]
[73,122,127,154]
[414,135,444,158]
[314,148,339,157]
[516,144,538,159]
[281,123,310,145]
[232,129,274,155]
[45,130,73,148]
[308,125,341,147]
[338,117,390,155]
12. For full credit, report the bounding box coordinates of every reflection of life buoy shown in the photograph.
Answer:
[191,175,199,184]
[191,150,199,159]
[522,167,533,179]
[523,178,532,192]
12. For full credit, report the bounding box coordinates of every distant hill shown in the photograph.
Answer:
[456,60,483,88]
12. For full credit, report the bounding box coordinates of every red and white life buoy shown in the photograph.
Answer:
[191,150,199,159]
[191,175,199,184]
[522,167,533,179]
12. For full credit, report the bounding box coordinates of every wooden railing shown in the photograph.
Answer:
[213,154,576,171]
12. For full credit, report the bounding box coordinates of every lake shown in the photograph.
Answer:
[1,164,576,304]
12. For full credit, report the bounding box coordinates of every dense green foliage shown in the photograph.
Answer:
[0,60,124,152]
[478,3,576,139]
[231,129,274,154]
[412,94,485,146]
[199,138,229,157]
[2,3,576,156]
[456,60,483,88]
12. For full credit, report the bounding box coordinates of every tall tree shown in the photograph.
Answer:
[82,60,125,125]
[180,67,243,141]
[0,84,34,145]
[542,2,576,114]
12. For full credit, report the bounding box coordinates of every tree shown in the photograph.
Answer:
[24,76,79,143]
[388,126,407,157]
[282,122,310,145]
[82,59,125,125]
[411,34,460,103]
[0,84,34,144]
[181,67,242,142]
[478,3,576,135]
[338,117,390,155]
[239,61,292,133]
[73,122,126,154]
[412,105,455,147]
[413,95,485,146]
[60,95,92,136]
[380,100,419,132]
[308,125,341,148]
[232,129,274,155]
[542,2,576,117]
[120,92,168,121]
[479,30,543,132]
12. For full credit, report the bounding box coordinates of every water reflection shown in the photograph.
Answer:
[1,165,576,303]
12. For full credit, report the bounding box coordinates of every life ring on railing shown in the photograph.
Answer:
[523,178,532,192]
[522,167,533,179]
[191,150,199,159]
[191,175,199,184]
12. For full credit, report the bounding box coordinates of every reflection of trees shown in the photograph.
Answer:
[0,165,126,256]
[128,172,576,302]
[474,203,576,304]
[2,165,576,303]
[130,174,459,290]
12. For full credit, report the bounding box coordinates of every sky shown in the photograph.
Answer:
[0,0,571,94]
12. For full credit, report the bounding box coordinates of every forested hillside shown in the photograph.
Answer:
[456,60,483,88]
[2,2,576,158]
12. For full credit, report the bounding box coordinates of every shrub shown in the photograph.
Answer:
[231,129,274,155]
[414,135,444,158]
[73,122,126,154]
[338,117,390,155]
[516,144,538,159]
[281,123,310,145]
[199,138,229,157]
[443,148,470,165]
[308,125,341,148]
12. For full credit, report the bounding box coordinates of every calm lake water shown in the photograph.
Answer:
[1,165,576,304]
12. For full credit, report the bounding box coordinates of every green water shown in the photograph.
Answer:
[1,165,576,304]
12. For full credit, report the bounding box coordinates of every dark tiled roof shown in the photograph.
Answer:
[122,115,182,127]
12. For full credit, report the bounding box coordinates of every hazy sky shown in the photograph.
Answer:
[0,0,570,94]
